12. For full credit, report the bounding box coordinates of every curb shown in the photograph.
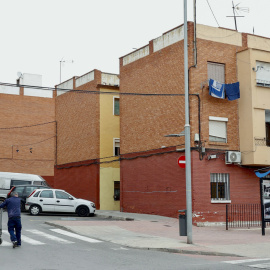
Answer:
[45,221,241,257]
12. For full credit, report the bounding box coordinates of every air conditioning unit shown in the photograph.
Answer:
[225,151,241,164]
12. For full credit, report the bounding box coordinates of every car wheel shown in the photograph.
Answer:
[29,205,41,216]
[77,206,89,217]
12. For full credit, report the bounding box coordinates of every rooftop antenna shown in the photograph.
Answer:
[60,57,74,83]
[226,1,249,31]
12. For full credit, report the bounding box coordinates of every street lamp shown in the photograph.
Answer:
[183,0,193,244]
[165,0,192,244]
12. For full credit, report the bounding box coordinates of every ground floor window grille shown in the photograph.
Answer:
[210,173,230,201]
[114,181,120,201]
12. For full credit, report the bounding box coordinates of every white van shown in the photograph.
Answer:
[0,172,49,203]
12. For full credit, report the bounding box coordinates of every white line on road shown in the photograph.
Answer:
[3,230,44,245]
[26,229,74,244]
[0,240,10,246]
[223,258,270,264]
[252,263,270,269]
[50,229,102,243]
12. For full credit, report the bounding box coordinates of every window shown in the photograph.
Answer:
[266,110,270,147]
[40,190,53,198]
[114,181,120,201]
[210,173,230,201]
[14,186,24,197]
[33,181,42,185]
[56,191,70,200]
[114,138,120,156]
[209,116,228,143]
[256,61,270,87]
[10,180,31,187]
[208,62,225,83]
[113,97,120,115]
[34,191,41,197]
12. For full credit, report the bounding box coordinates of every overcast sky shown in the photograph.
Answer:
[1,0,269,87]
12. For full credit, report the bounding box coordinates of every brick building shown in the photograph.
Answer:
[54,70,120,210]
[119,22,270,224]
[0,73,55,185]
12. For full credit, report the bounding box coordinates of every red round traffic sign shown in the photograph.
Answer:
[178,156,186,168]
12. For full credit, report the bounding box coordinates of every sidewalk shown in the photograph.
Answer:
[46,210,270,258]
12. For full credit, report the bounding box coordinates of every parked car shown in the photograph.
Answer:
[0,172,49,203]
[25,188,96,217]
[7,185,50,211]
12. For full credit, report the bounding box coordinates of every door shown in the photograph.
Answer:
[38,190,55,212]
[54,190,75,213]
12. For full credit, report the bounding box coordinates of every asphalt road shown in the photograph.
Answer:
[0,212,268,270]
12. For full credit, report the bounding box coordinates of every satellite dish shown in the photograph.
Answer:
[17,72,22,78]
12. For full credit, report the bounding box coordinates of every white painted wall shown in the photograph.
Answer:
[153,26,184,52]
[76,71,94,87]
[57,78,73,96]
[0,85,20,95]
[123,46,149,66]
[101,73,119,86]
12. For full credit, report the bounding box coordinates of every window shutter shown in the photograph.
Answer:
[209,120,227,139]
[208,62,225,83]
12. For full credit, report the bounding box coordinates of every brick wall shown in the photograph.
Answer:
[120,148,186,218]
[54,160,100,208]
[55,70,102,207]
[0,93,55,176]
[119,22,254,222]
[192,151,259,224]
[55,70,101,165]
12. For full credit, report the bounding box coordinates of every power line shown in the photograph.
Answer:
[206,0,220,27]
[0,82,189,97]
[13,135,55,147]
[0,121,56,130]
[56,144,185,169]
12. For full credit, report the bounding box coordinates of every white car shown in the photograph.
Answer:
[25,188,96,217]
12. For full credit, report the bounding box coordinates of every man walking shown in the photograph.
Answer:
[0,191,22,248]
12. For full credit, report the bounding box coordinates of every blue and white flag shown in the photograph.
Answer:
[209,79,225,99]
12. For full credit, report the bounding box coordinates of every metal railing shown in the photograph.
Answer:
[226,204,262,230]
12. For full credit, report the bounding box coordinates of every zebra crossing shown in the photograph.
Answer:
[0,229,102,247]
[223,258,270,269]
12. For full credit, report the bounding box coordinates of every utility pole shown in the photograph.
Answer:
[184,0,192,244]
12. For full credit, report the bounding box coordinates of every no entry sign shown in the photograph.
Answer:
[178,156,186,168]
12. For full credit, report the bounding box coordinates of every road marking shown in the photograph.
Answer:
[3,230,44,245]
[26,229,74,244]
[252,262,270,269]
[111,247,129,251]
[224,258,270,264]
[50,229,102,243]
[0,240,10,246]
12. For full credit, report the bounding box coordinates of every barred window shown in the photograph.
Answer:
[210,173,230,201]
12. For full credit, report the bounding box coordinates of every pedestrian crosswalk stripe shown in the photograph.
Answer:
[50,229,102,243]
[0,240,10,246]
[21,235,44,245]
[252,262,270,268]
[26,229,74,244]
[2,230,44,245]
[224,258,270,264]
